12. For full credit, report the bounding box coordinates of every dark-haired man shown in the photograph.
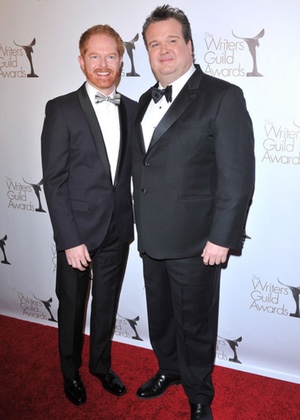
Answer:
[132,5,255,419]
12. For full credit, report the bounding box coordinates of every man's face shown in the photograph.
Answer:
[78,33,123,94]
[145,18,193,87]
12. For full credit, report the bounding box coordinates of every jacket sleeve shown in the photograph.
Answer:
[41,99,82,251]
[208,84,255,250]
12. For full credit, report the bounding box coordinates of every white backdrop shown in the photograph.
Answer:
[1,0,299,384]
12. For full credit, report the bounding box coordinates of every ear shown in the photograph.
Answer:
[78,55,84,70]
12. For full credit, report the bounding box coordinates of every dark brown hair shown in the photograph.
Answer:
[142,4,195,60]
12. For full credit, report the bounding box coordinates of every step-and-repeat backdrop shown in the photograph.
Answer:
[1,0,299,384]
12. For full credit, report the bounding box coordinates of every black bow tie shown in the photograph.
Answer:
[95,92,121,105]
[151,85,172,103]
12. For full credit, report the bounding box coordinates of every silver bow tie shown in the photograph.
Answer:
[95,92,121,105]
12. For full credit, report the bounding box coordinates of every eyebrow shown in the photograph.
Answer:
[148,35,180,44]
[87,51,118,56]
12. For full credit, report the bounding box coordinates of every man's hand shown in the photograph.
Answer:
[65,244,91,271]
[201,241,229,266]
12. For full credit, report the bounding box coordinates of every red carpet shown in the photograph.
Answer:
[1,315,299,419]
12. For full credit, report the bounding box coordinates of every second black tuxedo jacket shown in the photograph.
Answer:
[133,65,255,259]
[42,83,138,252]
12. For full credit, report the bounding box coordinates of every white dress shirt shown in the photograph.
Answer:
[141,65,196,151]
[86,82,120,183]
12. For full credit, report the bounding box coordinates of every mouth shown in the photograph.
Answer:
[159,57,173,64]
[95,69,111,76]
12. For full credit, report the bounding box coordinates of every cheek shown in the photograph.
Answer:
[149,53,158,66]
[82,62,90,72]
[113,63,121,72]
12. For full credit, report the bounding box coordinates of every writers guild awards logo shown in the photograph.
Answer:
[262,119,300,165]
[123,34,140,77]
[278,279,300,318]
[217,335,242,364]
[0,235,11,265]
[6,176,46,212]
[33,295,57,322]
[232,29,265,77]
[23,178,46,212]
[13,38,38,78]
[18,292,57,322]
[115,313,143,341]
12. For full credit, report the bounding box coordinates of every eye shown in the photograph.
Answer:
[107,55,117,61]
[149,42,159,49]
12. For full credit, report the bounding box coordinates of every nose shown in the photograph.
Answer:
[159,42,170,54]
[97,56,108,66]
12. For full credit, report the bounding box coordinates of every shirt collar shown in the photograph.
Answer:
[158,64,196,101]
[85,81,116,103]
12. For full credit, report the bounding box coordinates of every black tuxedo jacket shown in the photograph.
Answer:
[133,65,255,259]
[42,83,138,252]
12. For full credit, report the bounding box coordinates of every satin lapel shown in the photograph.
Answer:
[77,84,111,181]
[136,88,153,155]
[114,99,127,187]
[148,68,204,152]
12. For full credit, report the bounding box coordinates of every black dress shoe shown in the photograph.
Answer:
[190,403,212,420]
[136,372,181,399]
[64,374,86,405]
[92,369,126,396]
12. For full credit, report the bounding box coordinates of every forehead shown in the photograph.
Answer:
[146,18,183,43]
[85,33,118,52]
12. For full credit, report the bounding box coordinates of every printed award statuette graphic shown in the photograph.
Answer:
[0,235,11,265]
[232,29,265,76]
[33,295,57,323]
[13,38,38,78]
[23,178,46,212]
[123,34,140,77]
[118,313,143,341]
[219,335,242,363]
[294,120,300,129]
[278,279,300,318]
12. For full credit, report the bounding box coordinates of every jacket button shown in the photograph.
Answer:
[141,188,147,194]
[143,161,150,167]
